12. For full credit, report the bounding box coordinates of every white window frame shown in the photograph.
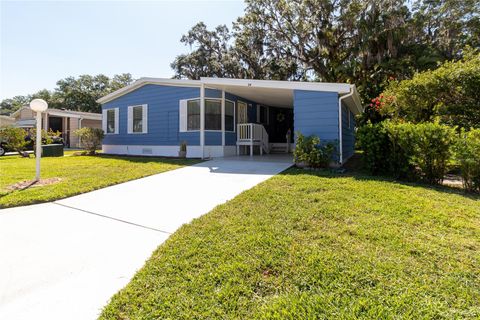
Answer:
[103,108,119,135]
[127,104,148,134]
[180,97,235,133]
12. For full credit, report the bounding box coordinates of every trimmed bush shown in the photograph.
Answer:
[0,126,28,155]
[357,122,457,184]
[294,132,335,168]
[74,127,104,155]
[455,129,480,193]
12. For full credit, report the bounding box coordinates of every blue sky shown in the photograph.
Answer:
[0,0,245,99]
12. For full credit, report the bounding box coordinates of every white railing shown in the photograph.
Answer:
[237,123,269,154]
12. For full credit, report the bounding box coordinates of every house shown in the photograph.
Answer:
[11,106,102,148]
[0,115,15,127]
[97,78,363,164]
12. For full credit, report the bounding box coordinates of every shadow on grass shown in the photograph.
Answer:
[281,167,480,201]
[94,154,202,166]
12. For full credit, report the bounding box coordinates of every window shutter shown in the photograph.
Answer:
[142,104,148,133]
[179,99,188,132]
[102,109,107,133]
[127,106,133,134]
[114,108,119,134]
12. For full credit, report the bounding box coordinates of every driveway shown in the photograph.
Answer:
[0,155,292,319]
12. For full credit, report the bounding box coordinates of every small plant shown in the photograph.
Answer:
[455,129,480,193]
[294,132,334,168]
[0,126,28,155]
[74,127,104,155]
[178,141,187,158]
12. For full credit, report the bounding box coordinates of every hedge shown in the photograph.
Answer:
[357,122,459,185]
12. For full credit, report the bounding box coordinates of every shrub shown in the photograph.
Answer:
[455,129,480,193]
[409,123,457,184]
[357,122,456,184]
[294,132,335,168]
[0,126,28,155]
[28,128,62,146]
[74,127,104,155]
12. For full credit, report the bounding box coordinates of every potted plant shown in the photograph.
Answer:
[178,141,187,158]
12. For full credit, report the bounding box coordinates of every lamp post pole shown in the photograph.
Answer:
[29,99,48,182]
[35,111,42,181]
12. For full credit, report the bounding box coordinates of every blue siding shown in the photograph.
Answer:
[103,84,200,146]
[341,102,356,161]
[293,90,340,161]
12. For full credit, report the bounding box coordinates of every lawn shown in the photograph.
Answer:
[0,152,199,208]
[100,168,480,319]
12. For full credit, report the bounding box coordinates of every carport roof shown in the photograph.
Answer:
[97,77,363,114]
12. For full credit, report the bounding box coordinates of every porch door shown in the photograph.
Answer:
[238,101,248,124]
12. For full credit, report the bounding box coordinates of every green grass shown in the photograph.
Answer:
[0,153,199,208]
[100,169,480,319]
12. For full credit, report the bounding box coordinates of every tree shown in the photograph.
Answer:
[379,50,480,129]
[0,73,135,115]
[74,127,104,155]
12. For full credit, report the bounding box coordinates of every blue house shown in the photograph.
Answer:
[97,77,363,164]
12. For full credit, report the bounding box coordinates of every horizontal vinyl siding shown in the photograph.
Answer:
[293,90,340,161]
[341,102,356,162]
[102,84,200,146]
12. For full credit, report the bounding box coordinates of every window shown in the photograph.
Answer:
[187,99,200,130]
[225,100,235,131]
[107,109,115,134]
[205,99,221,130]
[128,104,148,134]
[132,106,143,133]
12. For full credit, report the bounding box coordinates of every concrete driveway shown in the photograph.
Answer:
[0,155,292,319]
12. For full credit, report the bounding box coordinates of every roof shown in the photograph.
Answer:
[97,77,364,114]
[12,106,102,120]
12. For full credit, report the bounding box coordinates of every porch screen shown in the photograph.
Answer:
[225,100,234,131]
[187,100,200,131]
[205,99,221,130]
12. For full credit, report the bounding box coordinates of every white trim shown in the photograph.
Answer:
[102,144,234,158]
[200,77,351,94]
[221,90,225,147]
[114,108,119,134]
[102,109,107,132]
[200,84,205,159]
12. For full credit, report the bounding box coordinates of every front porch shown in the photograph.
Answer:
[236,123,294,156]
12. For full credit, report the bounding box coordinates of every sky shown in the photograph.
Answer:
[0,0,246,99]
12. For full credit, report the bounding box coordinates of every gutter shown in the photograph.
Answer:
[338,85,355,165]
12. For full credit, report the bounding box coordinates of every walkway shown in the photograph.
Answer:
[0,155,292,319]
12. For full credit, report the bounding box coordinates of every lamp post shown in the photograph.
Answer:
[29,99,48,181]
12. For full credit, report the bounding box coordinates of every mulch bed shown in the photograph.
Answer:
[6,178,62,191]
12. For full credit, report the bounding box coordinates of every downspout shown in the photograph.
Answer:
[338,85,354,165]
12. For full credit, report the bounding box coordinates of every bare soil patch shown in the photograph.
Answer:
[6,178,62,191]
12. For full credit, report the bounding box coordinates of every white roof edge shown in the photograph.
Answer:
[200,77,351,93]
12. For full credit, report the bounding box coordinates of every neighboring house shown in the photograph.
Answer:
[0,115,15,127]
[11,106,102,148]
[97,78,363,164]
